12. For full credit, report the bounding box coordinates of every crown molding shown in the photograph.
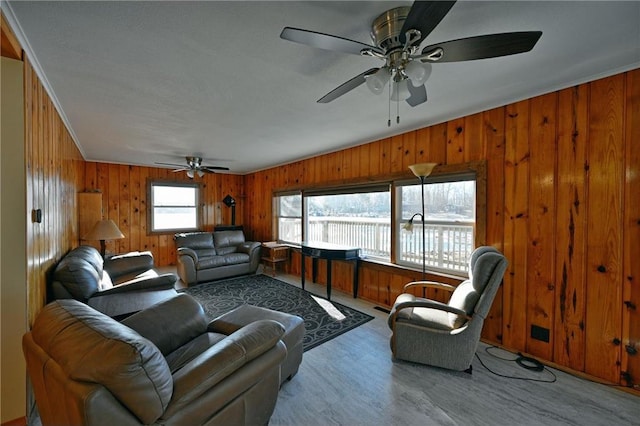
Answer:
[1,1,86,159]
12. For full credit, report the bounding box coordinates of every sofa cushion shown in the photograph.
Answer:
[222,253,250,266]
[32,300,173,425]
[53,257,101,301]
[197,256,228,270]
[194,248,217,259]
[175,232,215,252]
[214,230,245,249]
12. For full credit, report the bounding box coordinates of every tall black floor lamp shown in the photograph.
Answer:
[407,163,437,280]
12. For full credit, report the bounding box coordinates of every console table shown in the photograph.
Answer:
[300,241,360,300]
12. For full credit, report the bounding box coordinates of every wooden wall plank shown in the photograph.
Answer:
[585,74,624,383]
[526,92,557,360]
[482,106,506,342]
[464,113,484,162]
[622,69,640,387]
[554,85,588,371]
[446,117,465,164]
[502,100,530,351]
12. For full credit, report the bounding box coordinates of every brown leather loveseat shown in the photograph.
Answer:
[23,294,287,426]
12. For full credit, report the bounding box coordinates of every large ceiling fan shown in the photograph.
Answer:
[155,156,229,178]
[280,1,542,124]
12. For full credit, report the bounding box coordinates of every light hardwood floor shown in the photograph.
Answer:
[172,269,639,426]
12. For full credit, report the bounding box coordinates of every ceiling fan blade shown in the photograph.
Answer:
[280,27,382,56]
[406,82,427,107]
[421,31,543,63]
[172,168,188,172]
[317,68,379,103]
[202,166,230,172]
[155,161,187,168]
[400,1,457,45]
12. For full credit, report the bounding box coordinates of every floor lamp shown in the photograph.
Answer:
[407,163,437,280]
[83,219,125,257]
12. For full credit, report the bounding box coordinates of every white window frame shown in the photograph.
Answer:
[148,180,201,233]
[274,191,302,244]
[395,172,477,276]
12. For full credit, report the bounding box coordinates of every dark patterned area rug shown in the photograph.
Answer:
[180,274,374,351]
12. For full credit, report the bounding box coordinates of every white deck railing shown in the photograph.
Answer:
[279,217,474,273]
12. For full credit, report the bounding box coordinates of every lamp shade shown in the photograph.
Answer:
[390,79,410,101]
[409,162,437,178]
[83,219,125,241]
[365,67,390,95]
[405,61,432,86]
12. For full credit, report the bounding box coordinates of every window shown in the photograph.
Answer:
[271,165,481,277]
[304,185,391,261]
[396,173,476,274]
[274,192,302,244]
[149,181,200,232]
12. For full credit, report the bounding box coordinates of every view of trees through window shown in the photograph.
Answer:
[274,176,476,275]
[398,179,475,273]
[306,190,391,260]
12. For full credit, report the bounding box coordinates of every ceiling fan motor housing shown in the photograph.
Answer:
[186,156,202,168]
[370,7,411,52]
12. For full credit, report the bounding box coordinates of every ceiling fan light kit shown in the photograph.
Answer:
[280,1,542,126]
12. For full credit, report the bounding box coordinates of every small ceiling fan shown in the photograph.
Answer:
[280,1,542,123]
[155,156,229,178]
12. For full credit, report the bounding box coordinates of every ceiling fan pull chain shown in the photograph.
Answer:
[388,78,392,127]
[396,83,400,124]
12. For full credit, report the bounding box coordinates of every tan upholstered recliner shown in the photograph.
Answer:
[388,246,508,372]
[23,294,286,426]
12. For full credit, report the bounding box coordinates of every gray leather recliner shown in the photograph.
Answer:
[50,245,178,317]
[23,294,286,426]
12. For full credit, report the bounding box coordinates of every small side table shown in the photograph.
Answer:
[261,242,290,277]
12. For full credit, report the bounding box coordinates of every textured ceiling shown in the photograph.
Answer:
[5,1,640,174]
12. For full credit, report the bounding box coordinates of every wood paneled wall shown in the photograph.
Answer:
[80,163,244,266]
[24,56,85,326]
[244,69,640,387]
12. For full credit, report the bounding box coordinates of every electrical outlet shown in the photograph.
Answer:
[531,325,550,342]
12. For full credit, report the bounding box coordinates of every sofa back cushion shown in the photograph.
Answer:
[175,232,215,253]
[122,294,208,356]
[213,230,245,255]
[32,300,173,425]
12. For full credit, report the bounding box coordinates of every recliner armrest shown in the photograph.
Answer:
[94,273,177,296]
[391,300,470,321]
[166,320,285,413]
[104,251,155,280]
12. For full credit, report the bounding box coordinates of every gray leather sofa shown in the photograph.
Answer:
[51,245,178,317]
[23,294,286,426]
[175,230,261,285]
